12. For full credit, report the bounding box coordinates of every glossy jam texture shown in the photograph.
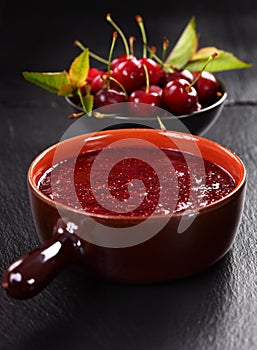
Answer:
[38,147,236,217]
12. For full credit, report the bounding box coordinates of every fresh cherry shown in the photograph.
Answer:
[90,72,108,94]
[162,78,199,115]
[78,68,105,97]
[94,88,127,109]
[192,71,221,107]
[135,16,163,86]
[86,68,104,85]
[111,58,145,93]
[110,54,135,70]
[140,84,163,96]
[128,90,162,117]
[128,64,163,116]
[138,58,162,85]
[159,69,194,87]
[93,30,128,109]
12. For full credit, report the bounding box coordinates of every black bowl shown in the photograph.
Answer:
[65,80,227,136]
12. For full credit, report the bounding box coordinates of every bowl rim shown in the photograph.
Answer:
[65,79,228,121]
[28,128,246,221]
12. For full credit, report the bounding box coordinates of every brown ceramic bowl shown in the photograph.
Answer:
[2,129,246,299]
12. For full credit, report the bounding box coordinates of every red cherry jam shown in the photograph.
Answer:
[38,147,236,217]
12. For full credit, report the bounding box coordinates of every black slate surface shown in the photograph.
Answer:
[0,2,257,350]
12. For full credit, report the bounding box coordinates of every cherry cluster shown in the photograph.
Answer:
[73,15,223,117]
[83,56,222,117]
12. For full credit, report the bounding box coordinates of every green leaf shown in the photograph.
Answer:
[22,71,70,94]
[82,95,94,116]
[58,84,75,96]
[184,49,252,72]
[189,46,219,61]
[69,48,89,88]
[77,87,94,115]
[164,16,198,69]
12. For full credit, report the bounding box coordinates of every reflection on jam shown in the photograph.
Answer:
[38,147,236,217]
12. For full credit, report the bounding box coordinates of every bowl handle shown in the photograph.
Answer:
[2,219,85,299]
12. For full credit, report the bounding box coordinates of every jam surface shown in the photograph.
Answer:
[38,147,236,217]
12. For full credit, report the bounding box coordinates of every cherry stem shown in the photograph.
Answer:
[68,111,85,119]
[168,65,180,72]
[186,52,218,92]
[106,31,118,89]
[161,37,169,67]
[142,63,150,93]
[149,45,156,59]
[94,112,122,118]
[100,73,108,90]
[129,36,136,56]
[135,15,147,58]
[108,76,128,98]
[147,47,174,73]
[74,40,109,65]
[156,116,167,131]
[147,47,162,64]
[106,13,130,57]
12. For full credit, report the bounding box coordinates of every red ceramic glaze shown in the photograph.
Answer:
[2,129,246,299]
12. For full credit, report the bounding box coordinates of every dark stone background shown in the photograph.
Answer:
[0,1,256,349]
